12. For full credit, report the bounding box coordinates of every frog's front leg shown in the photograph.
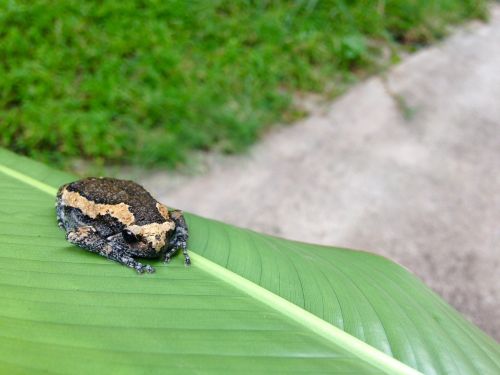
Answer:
[66,226,155,273]
[163,210,191,265]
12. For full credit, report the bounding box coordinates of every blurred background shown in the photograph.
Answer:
[1,1,498,339]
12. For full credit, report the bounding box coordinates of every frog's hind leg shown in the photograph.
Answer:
[164,210,191,266]
[57,204,84,231]
[66,226,155,273]
[55,201,67,230]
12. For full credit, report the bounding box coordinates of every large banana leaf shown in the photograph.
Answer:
[0,149,498,374]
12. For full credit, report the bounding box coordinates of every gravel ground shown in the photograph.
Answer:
[137,7,500,341]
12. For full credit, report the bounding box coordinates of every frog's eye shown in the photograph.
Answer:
[122,229,139,243]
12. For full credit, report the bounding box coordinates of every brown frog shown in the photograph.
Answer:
[56,177,190,273]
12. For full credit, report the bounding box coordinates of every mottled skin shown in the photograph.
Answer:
[56,177,190,273]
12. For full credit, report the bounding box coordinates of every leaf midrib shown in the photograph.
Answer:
[0,162,423,375]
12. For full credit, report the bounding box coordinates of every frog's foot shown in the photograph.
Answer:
[163,247,178,264]
[118,255,155,274]
[163,244,190,266]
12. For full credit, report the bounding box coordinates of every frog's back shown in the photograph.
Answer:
[65,178,150,204]
[59,177,168,225]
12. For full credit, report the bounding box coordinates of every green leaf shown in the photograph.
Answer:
[0,149,498,374]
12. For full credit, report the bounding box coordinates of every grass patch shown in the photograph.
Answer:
[0,0,489,169]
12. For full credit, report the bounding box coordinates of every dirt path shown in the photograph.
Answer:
[138,7,500,340]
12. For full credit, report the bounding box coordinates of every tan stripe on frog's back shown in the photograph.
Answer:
[61,188,135,225]
[156,202,170,220]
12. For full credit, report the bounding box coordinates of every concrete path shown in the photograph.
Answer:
[139,7,500,340]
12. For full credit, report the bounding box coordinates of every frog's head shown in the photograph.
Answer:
[121,221,175,256]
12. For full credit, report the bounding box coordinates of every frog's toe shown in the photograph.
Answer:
[162,247,178,264]
[134,262,155,274]
[144,264,155,273]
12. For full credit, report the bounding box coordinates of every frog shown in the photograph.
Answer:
[56,177,190,273]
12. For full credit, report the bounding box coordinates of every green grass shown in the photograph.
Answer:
[0,0,488,169]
